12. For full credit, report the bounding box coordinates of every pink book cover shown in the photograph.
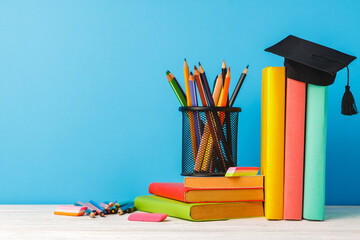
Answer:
[283,78,306,220]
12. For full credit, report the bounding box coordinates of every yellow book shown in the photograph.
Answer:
[261,67,285,220]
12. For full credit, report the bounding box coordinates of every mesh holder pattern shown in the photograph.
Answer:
[179,106,241,176]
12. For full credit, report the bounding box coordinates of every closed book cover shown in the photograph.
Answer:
[303,84,328,221]
[184,176,263,189]
[149,183,264,203]
[283,78,306,220]
[261,67,285,220]
[135,195,264,221]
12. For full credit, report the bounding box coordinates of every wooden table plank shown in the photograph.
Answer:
[0,205,359,240]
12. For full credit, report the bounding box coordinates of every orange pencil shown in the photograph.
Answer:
[219,67,231,107]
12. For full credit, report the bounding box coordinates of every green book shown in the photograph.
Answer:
[303,84,328,220]
[134,195,264,221]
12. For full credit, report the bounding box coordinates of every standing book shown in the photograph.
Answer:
[303,84,328,220]
[283,78,306,220]
[261,66,285,220]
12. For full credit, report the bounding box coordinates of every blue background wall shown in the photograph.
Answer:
[0,0,359,204]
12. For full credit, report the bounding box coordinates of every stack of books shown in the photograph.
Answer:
[261,35,356,221]
[135,176,264,221]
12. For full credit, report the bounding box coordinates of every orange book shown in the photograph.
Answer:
[283,78,306,220]
[149,183,264,203]
[184,176,263,189]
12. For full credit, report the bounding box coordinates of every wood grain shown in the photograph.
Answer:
[0,205,359,239]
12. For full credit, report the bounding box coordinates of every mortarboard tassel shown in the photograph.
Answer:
[341,66,358,115]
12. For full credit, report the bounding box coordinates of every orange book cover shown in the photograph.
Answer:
[184,175,264,189]
[283,78,306,220]
[148,183,264,203]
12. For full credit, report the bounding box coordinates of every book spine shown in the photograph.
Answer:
[303,84,327,221]
[261,67,285,220]
[148,183,185,202]
[283,78,306,220]
[135,195,193,221]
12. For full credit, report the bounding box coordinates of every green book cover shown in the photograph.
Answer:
[135,195,194,221]
[135,195,264,221]
[303,84,328,220]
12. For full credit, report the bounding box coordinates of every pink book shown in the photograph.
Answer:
[283,78,306,220]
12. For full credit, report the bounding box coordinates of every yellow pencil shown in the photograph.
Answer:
[188,73,197,162]
[184,59,192,106]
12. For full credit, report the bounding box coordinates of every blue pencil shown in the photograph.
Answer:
[89,200,106,212]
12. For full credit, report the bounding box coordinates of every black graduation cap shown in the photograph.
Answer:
[265,35,358,115]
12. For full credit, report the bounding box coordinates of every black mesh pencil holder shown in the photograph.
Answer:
[179,106,241,176]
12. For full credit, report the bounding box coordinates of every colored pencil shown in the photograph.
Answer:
[187,72,198,162]
[219,67,231,107]
[184,59,192,106]
[212,75,218,94]
[193,66,227,172]
[189,72,201,148]
[222,60,227,85]
[74,202,96,216]
[168,71,187,101]
[193,66,209,106]
[229,65,249,106]
[99,202,110,211]
[86,202,105,217]
[199,62,215,106]
[212,74,223,105]
[199,63,234,169]
[89,200,106,213]
[201,74,224,171]
[166,71,187,106]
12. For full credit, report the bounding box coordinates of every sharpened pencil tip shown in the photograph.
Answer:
[190,71,193,75]
[166,71,169,75]
[198,62,201,66]
[184,58,186,61]
[246,65,249,68]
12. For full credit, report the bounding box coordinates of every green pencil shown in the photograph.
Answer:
[167,71,187,106]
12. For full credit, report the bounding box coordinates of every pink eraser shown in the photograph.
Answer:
[54,205,87,216]
[128,212,168,222]
[225,167,260,177]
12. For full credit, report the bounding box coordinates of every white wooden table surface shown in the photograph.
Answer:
[0,205,359,240]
